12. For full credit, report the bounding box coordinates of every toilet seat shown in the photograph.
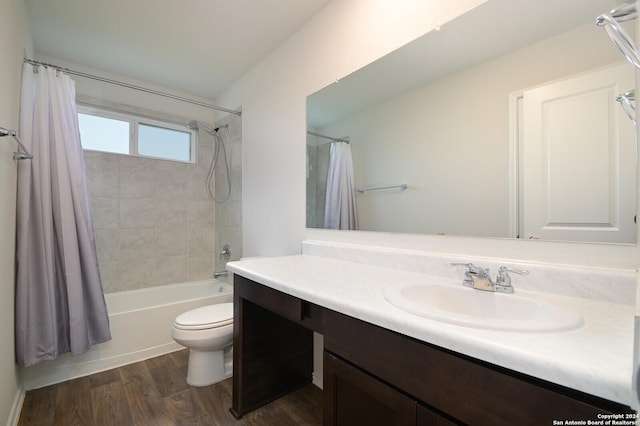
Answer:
[174,303,233,331]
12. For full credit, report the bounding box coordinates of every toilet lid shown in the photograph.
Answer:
[174,303,233,330]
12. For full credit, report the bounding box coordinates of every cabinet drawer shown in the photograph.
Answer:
[235,275,303,323]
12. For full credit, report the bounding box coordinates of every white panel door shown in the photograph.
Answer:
[521,63,636,243]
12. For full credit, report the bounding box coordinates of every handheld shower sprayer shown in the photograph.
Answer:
[186,121,231,203]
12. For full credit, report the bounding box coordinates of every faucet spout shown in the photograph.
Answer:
[451,262,529,293]
[463,266,496,291]
[451,263,494,291]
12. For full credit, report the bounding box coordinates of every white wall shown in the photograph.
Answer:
[0,0,33,423]
[317,23,622,237]
[216,0,487,256]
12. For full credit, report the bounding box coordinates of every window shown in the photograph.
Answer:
[77,112,130,155]
[138,123,191,162]
[77,105,196,163]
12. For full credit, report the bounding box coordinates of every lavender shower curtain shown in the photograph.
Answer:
[15,63,111,367]
[324,142,358,230]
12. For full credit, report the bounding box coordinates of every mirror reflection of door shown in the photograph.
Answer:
[517,62,636,243]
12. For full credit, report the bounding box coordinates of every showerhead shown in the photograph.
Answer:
[186,121,200,131]
[186,121,229,135]
[186,121,218,135]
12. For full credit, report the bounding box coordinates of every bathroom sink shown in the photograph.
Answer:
[383,283,583,332]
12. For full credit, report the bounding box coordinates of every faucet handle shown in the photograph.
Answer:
[495,266,529,293]
[499,266,529,275]
[450,262,480,277]
[450,262,474,269]
[451,262,475,287]
[451,262,488,272]
[451,262,489,275]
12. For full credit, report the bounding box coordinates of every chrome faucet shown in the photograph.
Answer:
[450,263,529,293]
[219,244,231,261]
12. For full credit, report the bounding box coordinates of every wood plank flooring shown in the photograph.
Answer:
[18,350,322,426]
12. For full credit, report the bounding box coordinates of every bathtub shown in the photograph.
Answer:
[22,279,232,390]
[105,279,231,314]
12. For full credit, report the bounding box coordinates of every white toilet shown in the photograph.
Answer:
[171,302,234,387]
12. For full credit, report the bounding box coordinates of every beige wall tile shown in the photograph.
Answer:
[155,160,188,200]
[119,155,155,198]
[118,228,156,260]
[155,256,187,285]
[156,227,186,257]
[187,224,214,255]
[90,196,119,229]
[187,255,214,281]
[120,197,156,228]
[94,228,119,263]
[84,152,119,197]
[118,259,156,291]
[187,200,214,226]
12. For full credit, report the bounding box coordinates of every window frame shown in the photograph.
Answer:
[77,104,198,163]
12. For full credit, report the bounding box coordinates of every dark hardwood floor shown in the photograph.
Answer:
[18,349,322,426]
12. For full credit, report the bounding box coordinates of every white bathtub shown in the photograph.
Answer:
[106,279,232,315]
[22,279,233,390]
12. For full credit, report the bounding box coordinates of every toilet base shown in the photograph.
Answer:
[186,346,233,387]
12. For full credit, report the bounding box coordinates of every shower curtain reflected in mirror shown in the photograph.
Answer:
[324,142,358,230]
[15,63,111,367]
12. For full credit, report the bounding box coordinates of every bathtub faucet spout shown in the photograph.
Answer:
[214,270,228,279]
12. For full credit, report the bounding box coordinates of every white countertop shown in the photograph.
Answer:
[227,254,634,406]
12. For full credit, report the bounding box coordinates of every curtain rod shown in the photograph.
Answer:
[24,59,242,116]
[307,130,349,144]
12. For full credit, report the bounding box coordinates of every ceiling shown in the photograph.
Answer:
[25,0,333,100]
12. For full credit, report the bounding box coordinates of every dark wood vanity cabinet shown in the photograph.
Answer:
[232,275,633,425]
[322,309,635,425]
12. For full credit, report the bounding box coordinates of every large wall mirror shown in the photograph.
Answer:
[306,0,637,244]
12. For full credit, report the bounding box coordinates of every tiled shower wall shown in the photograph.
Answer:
[306,140,330,229]
[84,115,242,294]
[214,113,243,282]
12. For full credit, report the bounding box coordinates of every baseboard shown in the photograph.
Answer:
[6,387,25,426]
